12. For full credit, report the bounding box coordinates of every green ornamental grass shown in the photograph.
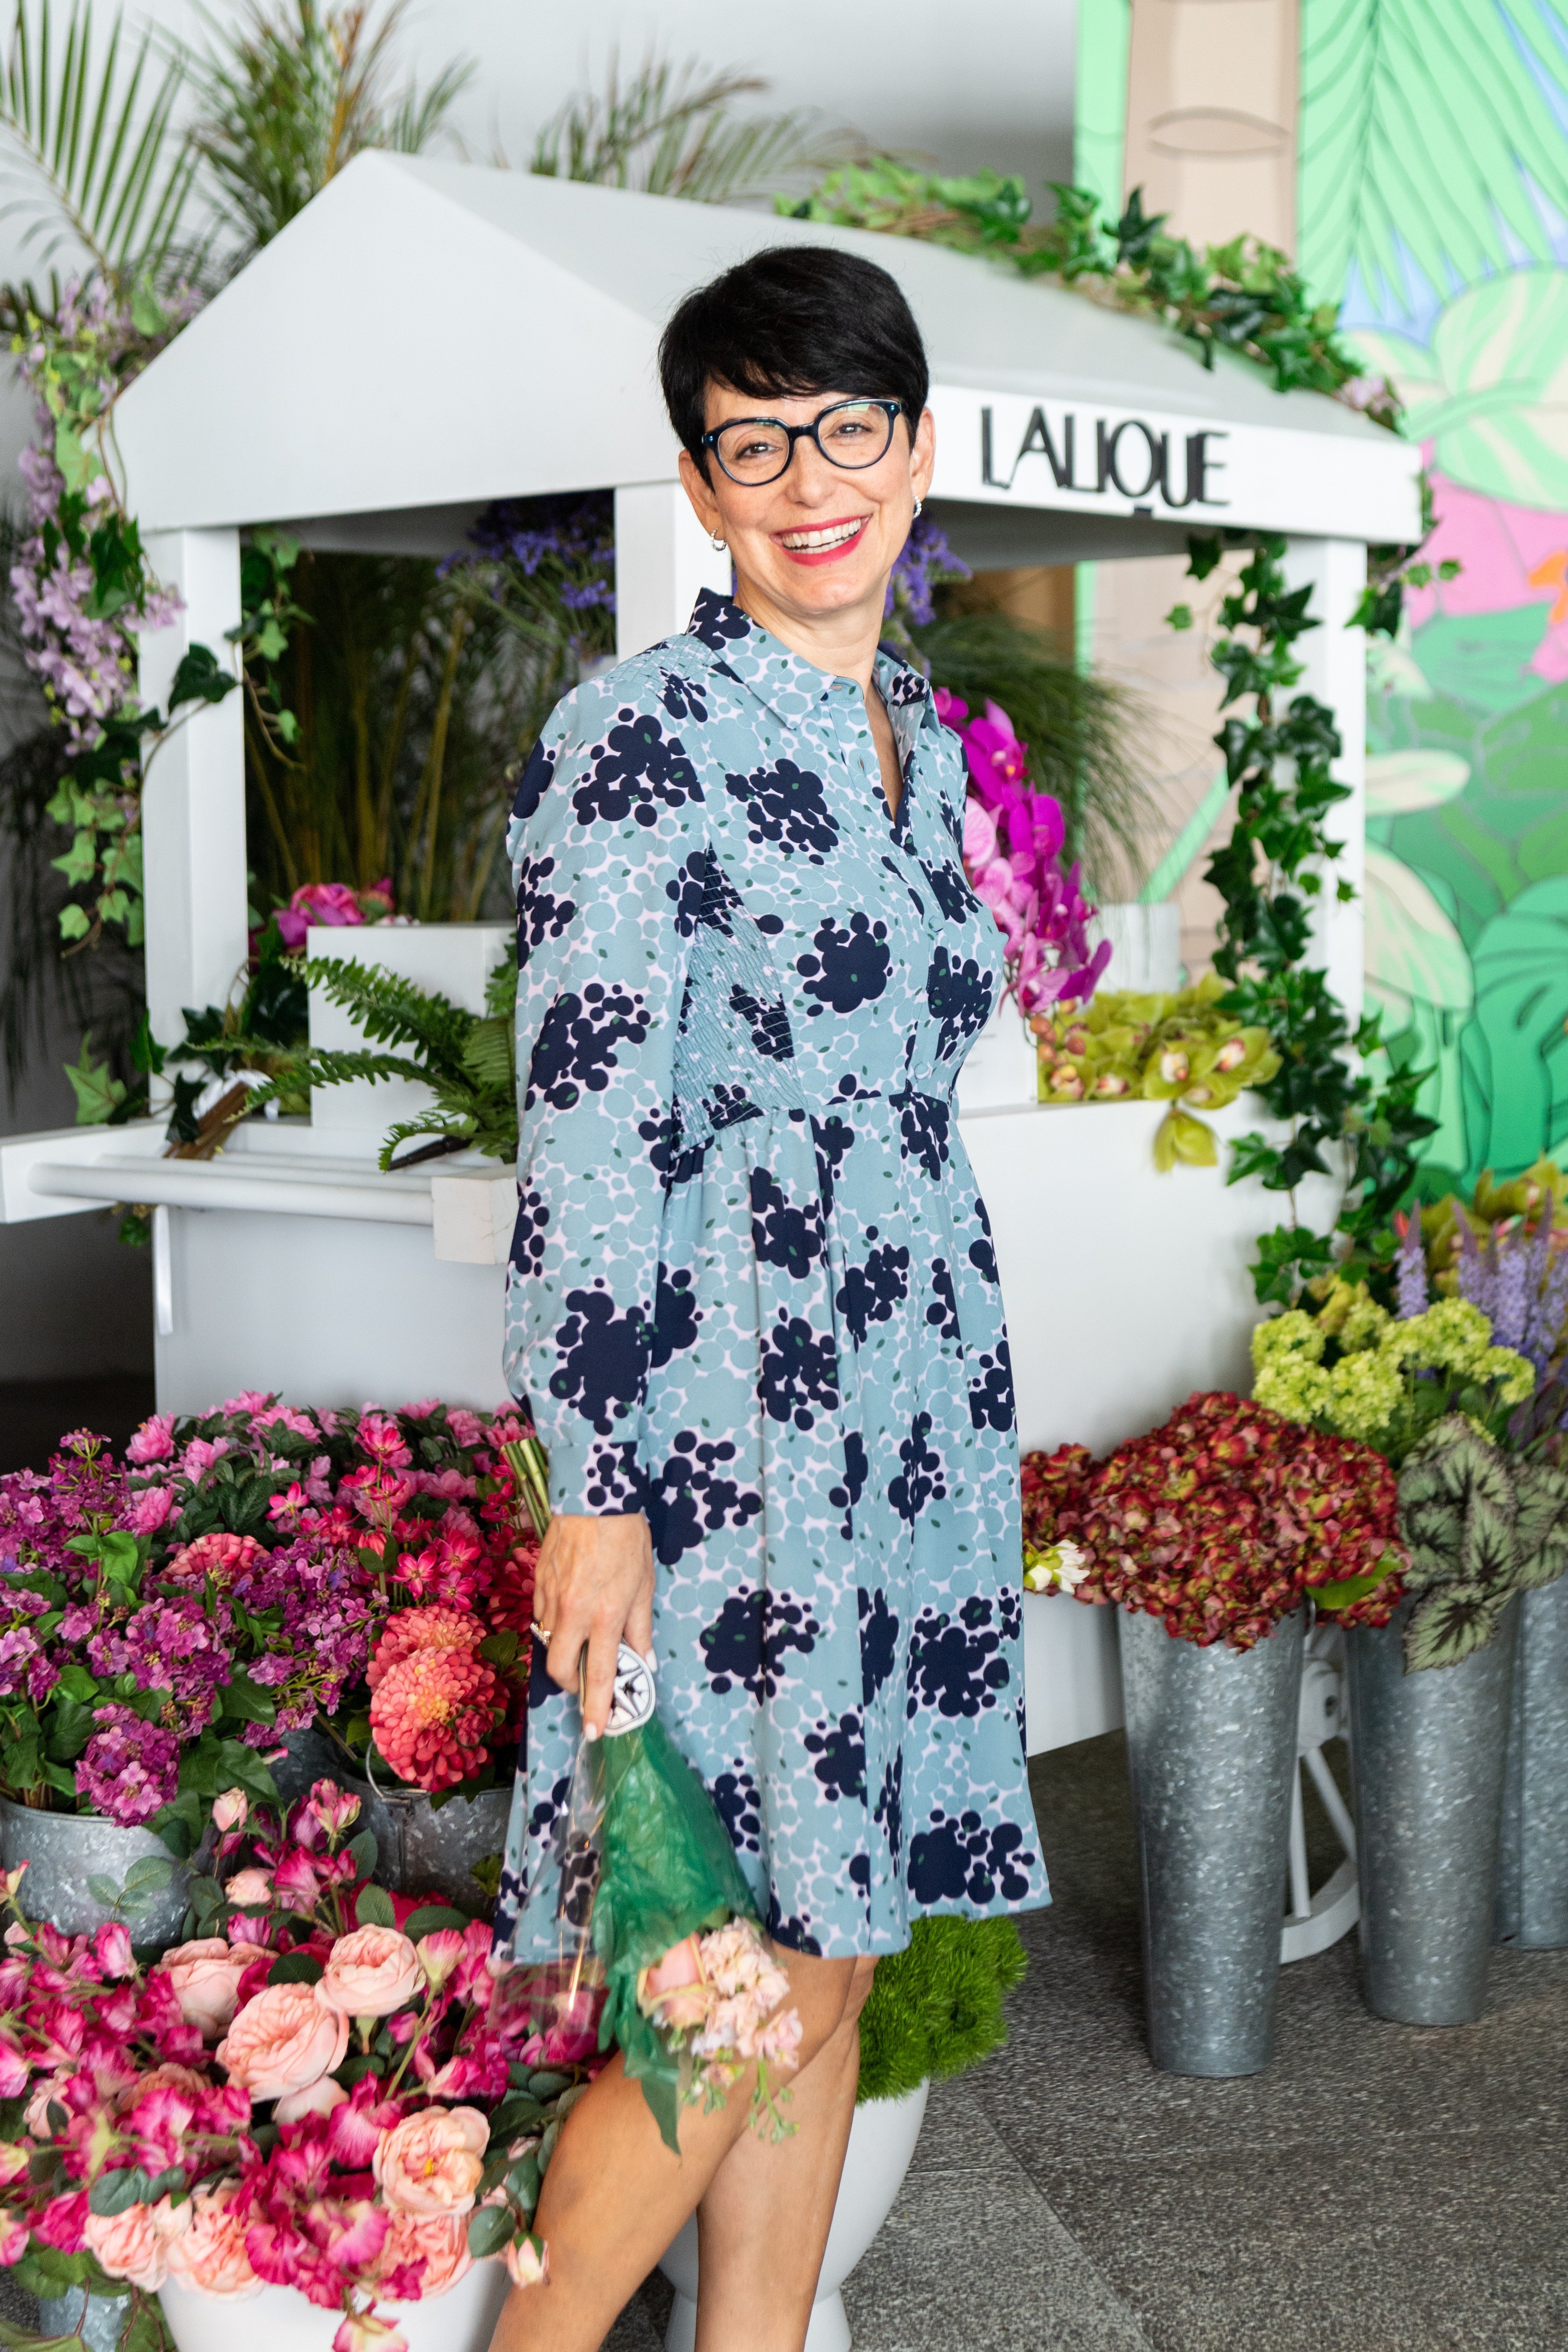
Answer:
[855,1916,1027,2106]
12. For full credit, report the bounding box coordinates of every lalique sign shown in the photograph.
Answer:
[927,387,1424,544]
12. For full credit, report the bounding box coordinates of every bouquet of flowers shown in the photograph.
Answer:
[515,1658,802,2153]
[937,691,1110,1015]
[1392,1184,1568,1456]
[0,1780,582,2348]
[0,1399,546,1827]
[1021,1391,1405,1648]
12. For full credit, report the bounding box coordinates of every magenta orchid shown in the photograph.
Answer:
[939,690,1111,1014]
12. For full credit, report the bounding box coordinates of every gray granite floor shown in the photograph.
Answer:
[610,1731,1568,2352]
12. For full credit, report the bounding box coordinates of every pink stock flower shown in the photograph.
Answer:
[126,1414,175,1465]
[216,1981,349,2100]
[273,2075,348,2124]
[162,1940,255,2038]
[162,2184,262,2299]
[372,2106,488,2216]
[319,1927,422,2019]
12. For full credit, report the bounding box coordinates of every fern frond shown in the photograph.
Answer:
[378,1106,476,1172]
[304,953,474,1074]
[460,1012,514,1091]
[242,1044,426,1114]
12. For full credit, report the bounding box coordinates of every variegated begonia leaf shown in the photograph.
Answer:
[1461,1489,1518,1589]
[1512,1462,1568,1591]
[1404,1583,1507,1674]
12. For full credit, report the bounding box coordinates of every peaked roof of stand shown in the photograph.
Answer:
[113,153,1417,538]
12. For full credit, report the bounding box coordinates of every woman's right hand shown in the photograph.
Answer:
[532,1512,656,1740]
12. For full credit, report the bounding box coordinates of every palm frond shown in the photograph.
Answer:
[0,0,198,282]
[529,50,856,205]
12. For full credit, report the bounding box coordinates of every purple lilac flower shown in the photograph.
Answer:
[1395,1214,1428,1318]
[0,1625,41,1697]
[88,1596,234,1727]
[77,1707,179,1827]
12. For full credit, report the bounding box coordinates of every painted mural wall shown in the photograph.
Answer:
[1078,0,1568,1193]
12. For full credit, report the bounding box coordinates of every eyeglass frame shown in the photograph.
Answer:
[698,397,907,486]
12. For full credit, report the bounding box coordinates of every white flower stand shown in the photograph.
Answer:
[657,2083,929,2352]
[159,2259,508,2352]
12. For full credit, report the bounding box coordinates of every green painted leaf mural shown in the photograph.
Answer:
[1353,272,1568,509]
[1462,880,1568,1180]
[1299,0,1568,305]
[1364,749,1470,821]
[1363,843,1473,1176]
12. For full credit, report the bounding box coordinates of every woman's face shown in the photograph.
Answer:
[678,382,936,632]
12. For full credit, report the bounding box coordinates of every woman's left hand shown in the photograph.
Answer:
[532,1510,656,1738]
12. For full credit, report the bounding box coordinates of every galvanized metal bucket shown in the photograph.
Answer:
[1120,1605,1304,2077]
[340,1772,512,1915]
[0,1799,193,1945]
[270,1724,353,1813]
[1495,1577,1568,1949]
[38,2290,128,2352]
[1347,1594,1518,2025]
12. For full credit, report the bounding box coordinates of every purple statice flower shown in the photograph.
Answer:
[77,1707,179,1827]
[1395,1213,1429,1318]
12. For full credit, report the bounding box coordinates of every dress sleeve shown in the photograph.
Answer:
[503,675,705,1516]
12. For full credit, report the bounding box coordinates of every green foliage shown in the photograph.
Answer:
[1298,0,1568,311]
[857,1916,1026,2105]
[1398,1414,1568,1670]
[530,50,848,205]
[251,946,518,1169]
[184,0,472,267]
[784,166,1389,413]
[0,0,200,286]
[906,608,1152,899]
[1176,535,1437,1301]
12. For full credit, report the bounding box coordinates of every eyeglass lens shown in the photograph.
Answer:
[712,401,895,485]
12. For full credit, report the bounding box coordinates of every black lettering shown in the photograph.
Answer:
[1011,405,1072,489]
[1063,416,1093,492]
[1104,420,1166,502]
[981,406,1001,487]
[1163,430,1229,510]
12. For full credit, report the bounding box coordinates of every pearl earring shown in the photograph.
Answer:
[710,532,726,552]
[912,498,923,519]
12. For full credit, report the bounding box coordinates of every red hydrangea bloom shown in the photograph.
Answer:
[1022,1391,1404,1649]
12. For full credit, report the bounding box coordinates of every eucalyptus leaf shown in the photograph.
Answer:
[465,2204,515,2260]
[86,1875,120,1907]
[89,2166,151,2218]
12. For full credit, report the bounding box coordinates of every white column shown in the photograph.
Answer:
[614,483,732,662]
[1282,537,1367,1027]
[137,529,248,1046]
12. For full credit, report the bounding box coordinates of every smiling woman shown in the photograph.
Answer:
[487,245,1043,2352]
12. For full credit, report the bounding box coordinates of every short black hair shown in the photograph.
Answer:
[659,243,929,471]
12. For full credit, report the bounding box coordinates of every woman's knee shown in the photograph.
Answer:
[842,1955,877,2029]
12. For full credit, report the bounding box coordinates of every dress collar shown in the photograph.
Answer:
[685,589,933,741]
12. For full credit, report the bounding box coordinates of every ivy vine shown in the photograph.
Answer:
[1175,532,1437,1306]
[784,168,1397,417]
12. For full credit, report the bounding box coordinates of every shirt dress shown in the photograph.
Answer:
[492,588,1048,1962]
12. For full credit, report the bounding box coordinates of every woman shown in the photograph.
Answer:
[490,243,1047,2352]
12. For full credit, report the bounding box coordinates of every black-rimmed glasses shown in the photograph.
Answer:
[700,397,905,487]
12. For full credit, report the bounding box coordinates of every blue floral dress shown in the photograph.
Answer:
[492,589,1047,1962]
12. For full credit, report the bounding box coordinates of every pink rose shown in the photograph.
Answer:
[372,2106,488,2216]
[83,2198,186,2290]
[126,1414,175,1465]
[222,1870,273,1909]
[332,2313,406,2352]
[126,1486,172,1534]
[320,1926,422,2019]
[212,1789,249,1833]
[162,2186,262,2299]
[161,1940,254,2038]
[643,1935,702,1997]
[504,2234,548,2289]
[216,1982,349,2100]
[273,2076,348,2123]
[376,2211,473,2299]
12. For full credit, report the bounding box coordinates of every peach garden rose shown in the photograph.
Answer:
[375,2211,473,2299]
[320,1926,423,2019]
[163,1939,255,2038]
[372,2106,488,2217]
[83,2197,187,2290]
[215,1981,349,2100]
[162,2186,263,2299]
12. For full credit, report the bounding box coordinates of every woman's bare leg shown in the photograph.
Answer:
[487,1949,861,2352]
[691,1956,877,2352]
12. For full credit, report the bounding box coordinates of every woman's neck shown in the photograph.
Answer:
[730,571,886,694]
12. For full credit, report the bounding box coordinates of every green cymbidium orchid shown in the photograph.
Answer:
[1034,973,1280,1169]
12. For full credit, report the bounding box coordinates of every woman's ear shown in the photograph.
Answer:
[910,406,936,507]
[678,447,721,539]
